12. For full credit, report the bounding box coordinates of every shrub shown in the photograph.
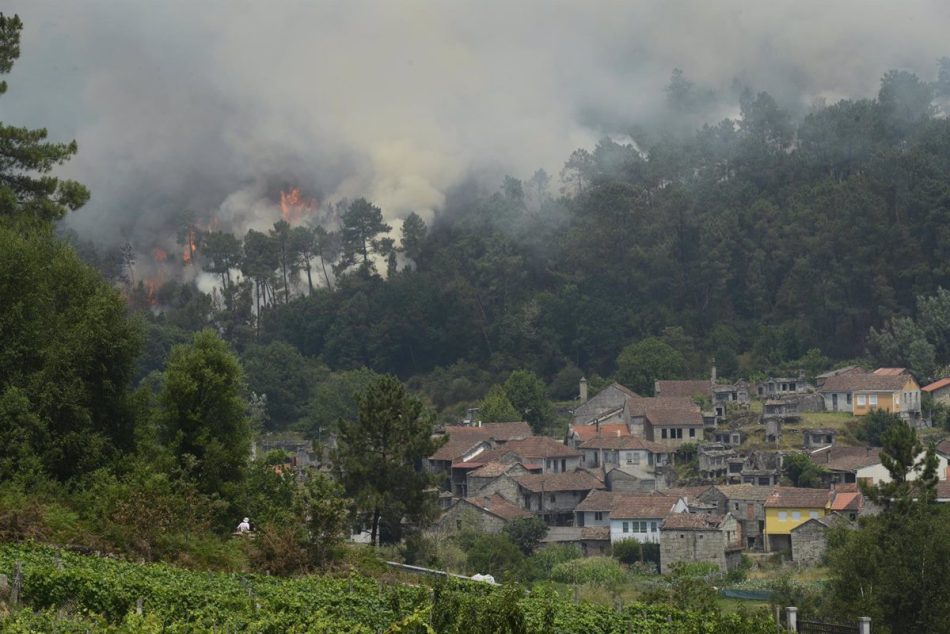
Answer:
[611,540,660,566]
[516,544,582,582]
[550,556,627,587]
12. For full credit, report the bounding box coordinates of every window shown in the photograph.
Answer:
[594,511,604,521]
[650,521,658,532]
[622,521,629,533]
[809,511,818,519]
[549,495,556,504]
[856,394,866,406]
[846,393,852,405]
[627,452,640,465]
[689,428,696,438]
[661,429,668,439]
[734,503,740,511]
[778,511,788,521]
[792,511,801,521]
[869,394,878,406]
[561,459,566,472]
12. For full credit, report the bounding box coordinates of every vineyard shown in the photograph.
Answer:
[0,544,779,633]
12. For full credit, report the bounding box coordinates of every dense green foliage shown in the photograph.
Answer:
[334,375,444,545]
[781,453,828,488]
[0,544,778,633]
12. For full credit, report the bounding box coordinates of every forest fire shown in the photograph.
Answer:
[280,187,317,224]
[152,247,168,263]
[182,228,197,263]
[144,278,160,306]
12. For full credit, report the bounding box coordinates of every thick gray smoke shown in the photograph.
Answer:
[3,1,950,248]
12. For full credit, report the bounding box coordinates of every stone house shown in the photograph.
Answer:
[541,526,612,557]
[436,493,533,534]
[499,437,583,474]
[573,489,618,528]
[711,429,744,447]
[803,428,836,449]
[577,436,671,474]
[654,379,711,401]
[625,396,700,437]
[604,465,660,493]
[701,484,772,550]
[566,422,629,448]
[466,462,535,497]
[514,472,606,525]
[923,378,950,406]
[698,443,736,480]
[756,374,812,399]
[572,382,640,425]
[790,514,850,566]
[660,513,742,574]
[643,409,705,448]
[609,496,687,544]
[428,422,533,494]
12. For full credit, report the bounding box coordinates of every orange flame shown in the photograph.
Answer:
[280,187,317,224]
[152,247,168,263]
[144,278,160,306]
[182,228,197,264]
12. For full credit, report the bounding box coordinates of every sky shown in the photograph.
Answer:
[3,1,950,247]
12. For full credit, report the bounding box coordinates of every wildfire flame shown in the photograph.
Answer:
[182,228,197,264]
[152,247,168,263]
[280,187,317,224]
[144,278,160,306]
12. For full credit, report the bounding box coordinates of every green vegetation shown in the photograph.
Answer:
[0,544,779,633]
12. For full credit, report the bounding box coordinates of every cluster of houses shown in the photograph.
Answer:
[428,368,950,573]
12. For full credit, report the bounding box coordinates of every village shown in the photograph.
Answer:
[414,367,950,575]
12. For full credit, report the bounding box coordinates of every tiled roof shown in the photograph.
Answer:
[661,513,727,531]
[460,493,532,521]
[575,489,622,512]
[429,423,531,461]
[936,439,950,457]
[923,378,950,393]
[655,380,711,398]
[765,486,832,509]
[514,472,606,493]
[579,436,669,452]
[503,436,582,459]
[644,408,704,427]
[569,423,630,442]
[611,496,681,519]
[936,480,950,499]
[581,526,611,540]
[818,371,908,393]
[811,446,882,471]
[627,396,700,414]
[430,437,490,462]
[664,486,715,502]
[467,461,523,478]
[830,491,862,512]
[711,484,773,502]
[872,367,908,376]
[610,383,642,399]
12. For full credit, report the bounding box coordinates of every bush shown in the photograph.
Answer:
[550,556,627,587]
[611,540,660,566]
[516,544,582,582]
[458,531,524,580]
[503,517,549,555]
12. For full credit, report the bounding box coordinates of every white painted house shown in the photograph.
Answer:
[608,496,688,544]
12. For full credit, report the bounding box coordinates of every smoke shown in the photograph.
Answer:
[3,1,949,248]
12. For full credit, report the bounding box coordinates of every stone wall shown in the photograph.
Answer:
[436,504,506,534]
[660,528,727,574]
[468,475,521,506]
[790,520,829,566]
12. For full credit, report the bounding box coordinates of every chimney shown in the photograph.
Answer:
[483,496,492,509]
[579,377,588,403]
[710,359,717,384]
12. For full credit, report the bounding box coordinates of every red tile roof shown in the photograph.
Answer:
[501,436,582,460]
[429,423,531,461]
[664,486,715,502]
[467,461,524,478]
[765,486,832,509]
[655,380,711,398]
[430,437,490,462]
[923,378,950,393]
[514,472,606,493]
[611,496,682,519]
[626,396,700,414]
[830,491,862,512]
[811,446,882,471]
[460,493,532,521]
[644,408,704,427]
[872,367,909,376]
[569,423,630,442]
[711,484,773,502]
[936,439,950,457]
[579,436,669,452]
[819,371,909,393]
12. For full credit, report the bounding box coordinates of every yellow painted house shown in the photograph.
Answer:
[819,368,921,420]
[763,486,833,552]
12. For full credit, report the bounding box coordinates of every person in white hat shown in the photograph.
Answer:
[236,517,251,533]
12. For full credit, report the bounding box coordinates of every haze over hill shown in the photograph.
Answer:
[4,1,950,247]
